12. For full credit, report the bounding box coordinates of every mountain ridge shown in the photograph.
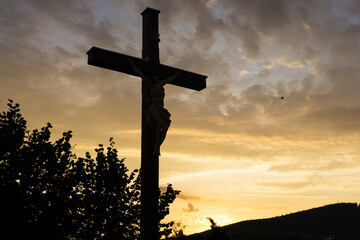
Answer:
[188,202,360,240]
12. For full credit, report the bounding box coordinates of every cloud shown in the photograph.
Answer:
[256,173,328,190]
[268,159,358,173]
[178,193,202,201]
[183,202,200,213]
[4,0,359,144]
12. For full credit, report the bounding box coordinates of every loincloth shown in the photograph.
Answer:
[159,107,171,125]
[146,104,172,128]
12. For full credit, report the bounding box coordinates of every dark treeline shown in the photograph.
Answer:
[0,100,179,240]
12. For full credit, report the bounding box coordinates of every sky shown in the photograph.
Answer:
[1,0,360,235]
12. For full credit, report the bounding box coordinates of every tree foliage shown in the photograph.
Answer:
[166,222,187,240]
[0,99,179,240]
[207,218,228,240]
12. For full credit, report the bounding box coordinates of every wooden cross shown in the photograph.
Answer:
[87,7,206,240]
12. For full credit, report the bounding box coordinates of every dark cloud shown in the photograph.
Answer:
[178,193,202,201]
[183,202,200,213]
[254,0,289,32]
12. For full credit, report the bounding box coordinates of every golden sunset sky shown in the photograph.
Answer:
[1,0,360,234]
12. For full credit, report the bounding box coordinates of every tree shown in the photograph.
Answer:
[166,222,187,240]
[207,217,228,240]
[0,99,179,240]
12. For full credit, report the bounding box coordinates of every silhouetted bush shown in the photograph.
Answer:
[0,99,179,240]
[166,222,187,239]
[207,217,228,240]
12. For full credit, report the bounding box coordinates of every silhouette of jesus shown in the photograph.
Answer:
[128,59,179,156]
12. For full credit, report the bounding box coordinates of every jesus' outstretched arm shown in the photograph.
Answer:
[159,71,180,86]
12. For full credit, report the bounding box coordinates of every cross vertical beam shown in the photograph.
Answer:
[141,8,160,240]
[142,8,160,64]
[86,7,207,240]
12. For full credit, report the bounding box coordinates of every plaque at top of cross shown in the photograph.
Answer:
[87,7,207,240]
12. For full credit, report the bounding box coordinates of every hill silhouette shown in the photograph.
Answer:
[188,203,360,240]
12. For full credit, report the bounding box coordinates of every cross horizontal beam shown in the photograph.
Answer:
[87,46,207,91]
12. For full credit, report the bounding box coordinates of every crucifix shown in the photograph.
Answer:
[87,7,207,240]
